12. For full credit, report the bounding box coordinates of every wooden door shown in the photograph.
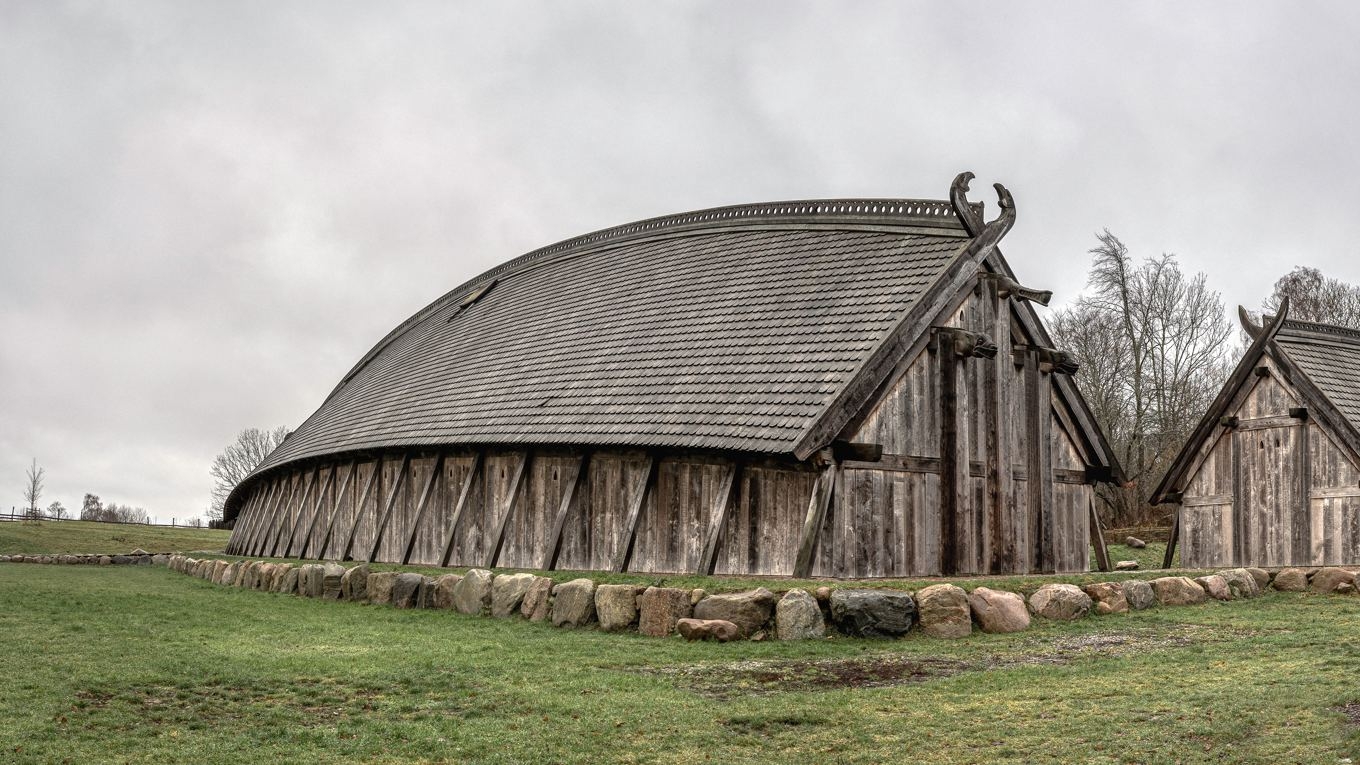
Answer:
[1234,425,1302,567]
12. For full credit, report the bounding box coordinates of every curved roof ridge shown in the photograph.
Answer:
[328,196,979,400]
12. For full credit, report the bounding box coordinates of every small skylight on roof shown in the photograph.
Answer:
[448,278,499,322]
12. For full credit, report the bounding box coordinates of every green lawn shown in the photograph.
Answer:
[1,564,1358,764]
[0,519,229,555]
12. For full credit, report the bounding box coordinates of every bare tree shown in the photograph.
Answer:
[1263,266,1360,328]
[208,426,290,522]
[23,459,44,520]
[1050,230,1232,526]
[80,493,103,520]
[47,501,67,520]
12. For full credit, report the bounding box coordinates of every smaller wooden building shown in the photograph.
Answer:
[1152,302,1360,567]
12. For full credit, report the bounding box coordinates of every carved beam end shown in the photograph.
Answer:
[984,273,1053,306]
[935,327,998,359]
[949,171,984,235]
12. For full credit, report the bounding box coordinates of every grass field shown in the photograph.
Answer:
[0,519,229,555]
[2,563,1358,764]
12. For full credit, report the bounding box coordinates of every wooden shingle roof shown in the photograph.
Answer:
[1273,319,1360,428]
[250,199,986,479]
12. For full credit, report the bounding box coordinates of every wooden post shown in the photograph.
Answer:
[986,281,1015,573]
[544,454,588,571]
[269,469,316,559]
[290,465,335,558]
[1088,495,1110,572]
[793,459,836,579]
[402,453,448,565]
[230,484,269,555]
[1292,416,1311,565]
[367,453,412,563]
[313,460,358,559]
[246,477,287,556]
[340,460,381,562]
[1024,349,1055,572]
[612,455,658,573]
[484,451,531,569]
[440,451,484,568]
[938,333,962,577]
[698,462,741,575]
[1162,506,1181,569]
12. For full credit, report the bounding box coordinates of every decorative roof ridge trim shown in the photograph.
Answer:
[1277,317,1360,343]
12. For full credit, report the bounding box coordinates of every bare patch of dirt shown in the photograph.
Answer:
[644,626,1215,699]
[1335,702,1360,726]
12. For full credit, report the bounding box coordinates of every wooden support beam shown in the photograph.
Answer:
[290,466,335,558]
[543,454,588,571]
[246,477,287,556]
[1162,507,1181,569]
[367,453,412,563]
[1088,495,1110,572]
[1024,349,1055,573]
[612,454,658,573]
[313,460,358,559]
[793,459,836,578]
[231,483,269,555]
[261,471,301,558]
[937,333,963,577]
[697,462,741,575]
[402,453,448,565]
[1292,415,1311,564]
[985,276,1014,574]
[277,467,320,558]
[227,488,264,555]
[485,452,532,569]
[440,452,484,568]
[269,469,315,559]
[340,460,381,561]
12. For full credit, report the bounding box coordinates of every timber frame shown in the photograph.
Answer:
[224,173,1123,578]
[1152,302,1360,568]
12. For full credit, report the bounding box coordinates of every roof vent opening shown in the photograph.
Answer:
[447,278,499,322]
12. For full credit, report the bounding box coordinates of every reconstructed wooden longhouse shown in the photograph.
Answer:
[224,173,1123,578]
[1152,304,1360,568]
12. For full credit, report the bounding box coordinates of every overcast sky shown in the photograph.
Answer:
[3,1,1359,522]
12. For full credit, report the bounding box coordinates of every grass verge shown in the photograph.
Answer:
[1,564,1358,763]
[0,519,230,556]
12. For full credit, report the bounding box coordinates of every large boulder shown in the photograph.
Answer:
[915,584,971,638]
[491,573,538,618]
[1120,580,1156,611]
[595,585,644,632]
[1081,582,1130,615]
[431,574,462,609]
[1194,575,1232,601]
[1125,536,1147,549]
[268,563,293,591]
[1219,569,1260,599]
[676,618,740,643]
[1029,584,1093,621]
[1310,567,1356,594]
[292,564,319,597]
[520,576,555,622]
[1273,568,1309,592]
[277,567,299,595]
[1151,576,1207,606]
[322,563,347,600]
[775,589,826,640]
[637,586,692,637]
[451,569,493,615]
[1114,560,1140,571]
[367,571,399,605]
[551,578,597,628]
[1246,567,1270,591]
[151,554,168,566]
[968,587,1030,634]
[341,564,370,601]
[829,589,916,638]
[694,588,777,638]
[391,573,427,608]
[212,560,231,585]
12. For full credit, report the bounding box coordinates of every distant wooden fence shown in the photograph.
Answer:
[0,512,203,528]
